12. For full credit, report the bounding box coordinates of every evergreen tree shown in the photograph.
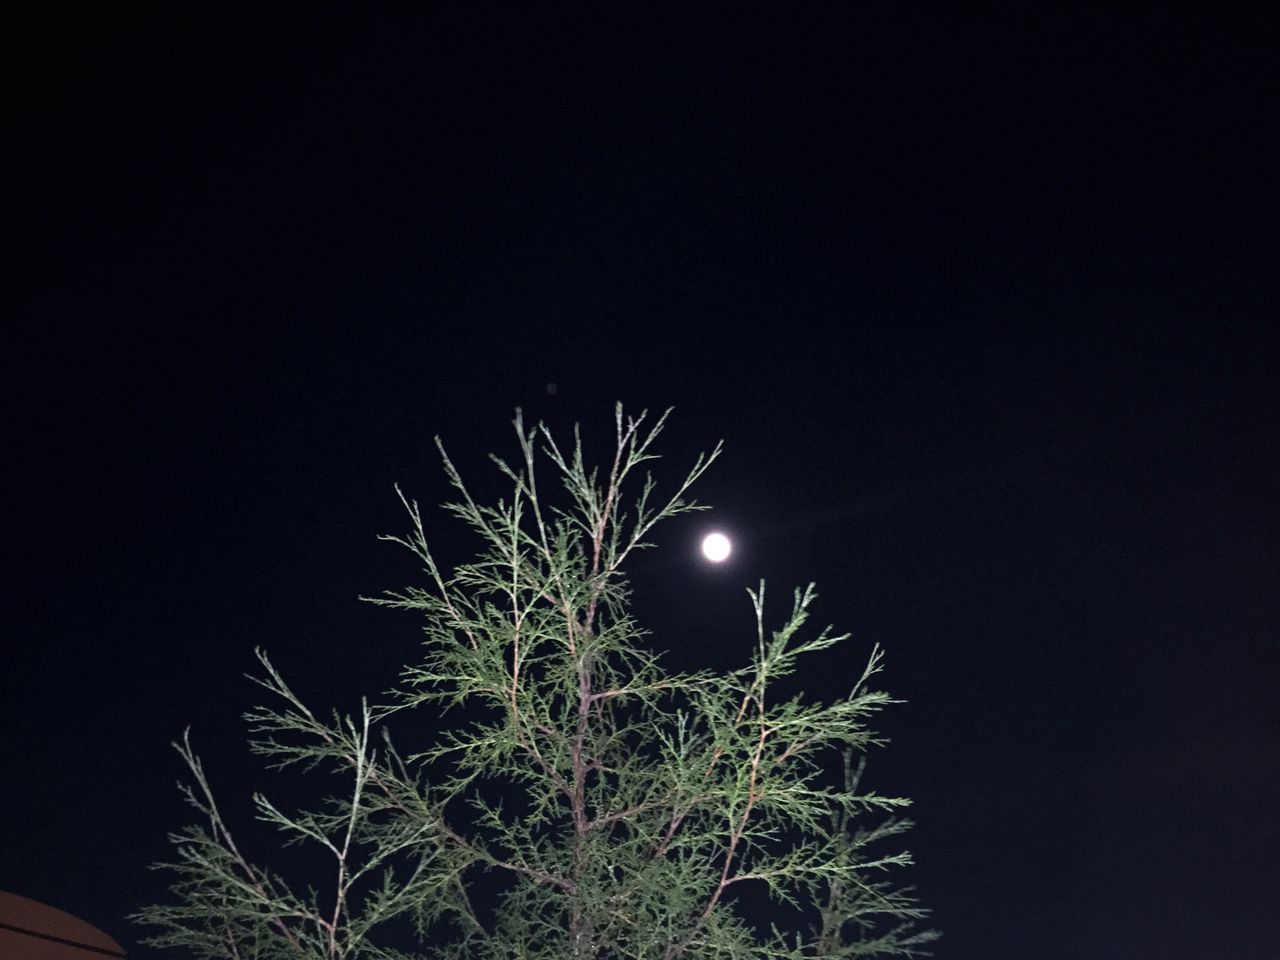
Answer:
[136,407,937,959]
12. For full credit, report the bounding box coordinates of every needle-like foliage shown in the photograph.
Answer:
[136,406,937,959]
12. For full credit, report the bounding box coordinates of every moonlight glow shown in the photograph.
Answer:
[701,532,732,563]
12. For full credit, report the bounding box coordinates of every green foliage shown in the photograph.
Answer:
[136,407,937,959]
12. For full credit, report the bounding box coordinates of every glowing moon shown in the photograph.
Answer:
[701,532,732,563]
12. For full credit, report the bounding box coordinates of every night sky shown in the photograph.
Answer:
[6,7,1278,958]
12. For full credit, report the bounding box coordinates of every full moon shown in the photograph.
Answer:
[701,532,732,563]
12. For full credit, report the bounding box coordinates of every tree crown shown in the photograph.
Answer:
[137,406,937,959]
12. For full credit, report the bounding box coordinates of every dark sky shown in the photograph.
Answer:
[5,6,1278,957]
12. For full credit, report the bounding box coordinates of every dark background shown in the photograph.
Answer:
[5,6,1278,957]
